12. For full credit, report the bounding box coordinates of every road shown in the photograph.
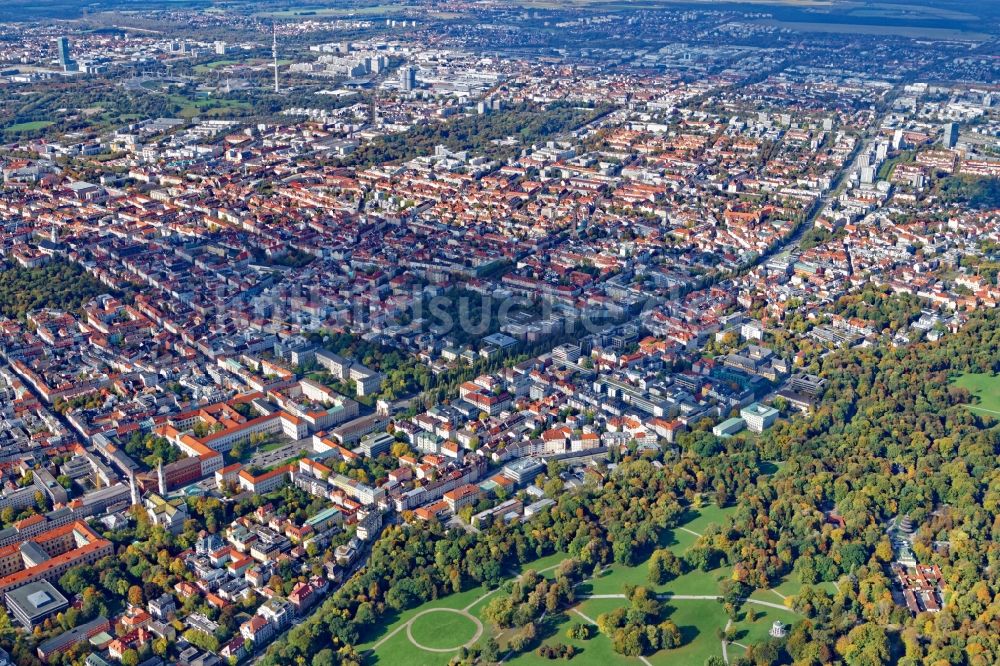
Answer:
[250,517,391,664]
[0,359,88,448]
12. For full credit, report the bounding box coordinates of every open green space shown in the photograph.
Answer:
[366,632,465,666]
[361,502,796,665]
[730,604,799,650]
[359,584,492,651]
[4,120,55,133]
[572,598,729,665]
[166,93,251,119]
[408,609,481,650]
[750,572,838,605]
[677,502,738,535]
[193,59,240,73]
[505,611,640,665]
[648,600,730,665]
[951,372,1000,417]
[582,561,731,598]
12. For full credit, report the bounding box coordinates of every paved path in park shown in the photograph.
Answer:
[583,591,794,613]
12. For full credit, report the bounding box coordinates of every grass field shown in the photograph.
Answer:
[582,560,732,598]
[359,502,796,665]
[193,59,240,73]
[750,572,838,605]
[165,94,251,119]
[649,600,730,665]
[951,372,1000,417]
[730,604,799,648]
[570,597,730,665]
[678,503,737,535]
[409,610,480,649]
[4,120,55,133]
[506,610,642,665]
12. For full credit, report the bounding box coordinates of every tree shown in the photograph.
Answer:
[120,650,139,666]
[480,636,500,663]
[648,548,681,585]
[183,628,220,653]
[659,620,682,649]
[127,585,144,607]
[719,579,750,609]
[312,648,336,666]
[612,625,647,656]
[841,623,890,666]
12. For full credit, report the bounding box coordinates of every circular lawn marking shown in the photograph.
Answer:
[406,608,484,653]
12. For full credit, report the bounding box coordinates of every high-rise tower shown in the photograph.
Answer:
[157,459,167,496]
[272,24,280,94]
[55,37,76,72]
[400,65,416,92]
[129,472,140,507]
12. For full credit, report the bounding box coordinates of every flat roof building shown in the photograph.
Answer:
[502,458,545,485]
[5,580,68,629]
[713,417,746,438]
[37,616,111,662]
[740,403,779,433]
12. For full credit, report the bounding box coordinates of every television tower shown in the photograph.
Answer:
[272,23,280,94]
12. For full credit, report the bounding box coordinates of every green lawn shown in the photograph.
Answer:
[951,372,1000,417]
[358,584,492,651]
[509,620,639,665]
[193,59,239,73]
[678,503,738,535]
[649,600,730,665]
[575,598,729,665]
[581,561,731,597]
[166,93,250,119]
[365,632,460,666]
[750,572,838,605]
[730,604,799,649]
[361,551,569,653]
[409,610,480,649]
[259,439,290,453]
[4,120,54,133]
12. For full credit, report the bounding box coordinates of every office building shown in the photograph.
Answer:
[502,458,545,485]
[55,37,76,72]
[740,402,780,433]
[400,65,416,91]
[5,580,68,629]
[943,122,959,148]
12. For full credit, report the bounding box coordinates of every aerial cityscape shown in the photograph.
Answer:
[0,1,997,665]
